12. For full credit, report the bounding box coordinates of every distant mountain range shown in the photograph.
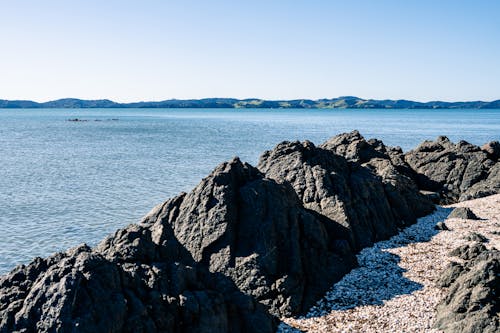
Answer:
[1,97,500,109]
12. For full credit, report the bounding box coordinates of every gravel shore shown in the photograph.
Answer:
[278,194,500,332]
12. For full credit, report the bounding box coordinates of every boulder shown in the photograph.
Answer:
[320,131,417,180]
[435,246,499,333]
[319,130,386,164]
[434,222,449,231]
[320,131,434,219]
[448,207,481,220]
[437,261,464,288]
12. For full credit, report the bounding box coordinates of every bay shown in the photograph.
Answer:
[1,108,499,274]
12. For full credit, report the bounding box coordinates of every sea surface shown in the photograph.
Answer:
[1,108,500,274]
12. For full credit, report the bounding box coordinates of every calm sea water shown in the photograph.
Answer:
[1,108,500,274]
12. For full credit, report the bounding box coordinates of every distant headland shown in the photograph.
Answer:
[1,96,500,109]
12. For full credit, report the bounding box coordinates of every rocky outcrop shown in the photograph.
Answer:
[405,136,498,203]
[435,244,499,333]
[319,132,500,205]
[258,134,434,251]
[459,163,500,201]
[0,157,360,332]
[136,158,357,317]
[319,131,417,179]
[319,131,434,214]
[464,232,488,243]
[0,224,276,333]
[1,132,499,333]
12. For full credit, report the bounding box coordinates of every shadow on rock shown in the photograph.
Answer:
[304,206,453,317]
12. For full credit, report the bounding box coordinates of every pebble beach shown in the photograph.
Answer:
[279,194,500,332]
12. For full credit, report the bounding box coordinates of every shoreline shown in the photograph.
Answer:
[1,131,498,332]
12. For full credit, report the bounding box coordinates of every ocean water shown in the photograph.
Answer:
[1,108,500,274]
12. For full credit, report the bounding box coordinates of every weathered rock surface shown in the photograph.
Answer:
[448,207,481,220]
[139,158,357,317]
[481,140,500,161]
[405,136,498,203]
[319,131,418,180]
[320,131,500,204]
[459,163,500,201]
[448,242,488,261]
[435,245,500,333]
[0,224,276,333]
[464,232,488,243]
[258,134,434,251]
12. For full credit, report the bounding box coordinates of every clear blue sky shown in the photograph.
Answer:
[1,0,499,102]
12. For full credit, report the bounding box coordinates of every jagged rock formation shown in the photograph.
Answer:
[458,163,500,201]
[0,225,276,333]
[0,158,360,332]
[435,244,499,333]
[405,136,499,203]
[258,137,434,251]
[132,159,357,317]
[1,131,499,333]
[320,131,500,204]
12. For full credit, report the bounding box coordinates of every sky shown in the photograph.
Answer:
[1,0,499,102]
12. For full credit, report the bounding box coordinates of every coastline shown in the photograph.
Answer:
[1,96,500,109]
[1,132,498,332]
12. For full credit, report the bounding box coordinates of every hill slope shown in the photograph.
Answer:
[1,97,499,109]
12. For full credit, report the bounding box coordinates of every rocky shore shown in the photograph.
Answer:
[279,195,500,332]
[1,131,499,332]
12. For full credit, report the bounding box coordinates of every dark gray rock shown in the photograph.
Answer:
[465,232,488,243]
[320,131,418,180]
[0,245,128,333]
[258,136,434,251]
[0,224,276,333]
[437,261,464,288]
[149,158,357,317]
[448,207,481,220]
[435,247,499,333]
[405,136,497,203]
[481,141,500,161]
[460,163,500,201]
[435,222,449,231]
[448,242,488,260]
[320,132,434,221]
[319,130,387,164]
